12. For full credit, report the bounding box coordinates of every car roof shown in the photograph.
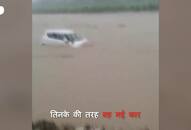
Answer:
[45,29,74,34]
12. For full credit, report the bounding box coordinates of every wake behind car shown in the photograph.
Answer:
[41,29,88,48]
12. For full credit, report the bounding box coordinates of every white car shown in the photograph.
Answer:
[41,29,88,48]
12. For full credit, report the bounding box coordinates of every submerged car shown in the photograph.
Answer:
[41,29,88,48]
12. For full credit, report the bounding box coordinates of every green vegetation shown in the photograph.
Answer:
[32,0,159,13]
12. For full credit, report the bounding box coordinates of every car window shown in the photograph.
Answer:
[47,33,56,39]
[64,33,82,43]
[64,34,73,43]
[57,34,65,40]
[47,33,64,40]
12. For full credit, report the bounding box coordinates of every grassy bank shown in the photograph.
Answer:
[32,0,159,13]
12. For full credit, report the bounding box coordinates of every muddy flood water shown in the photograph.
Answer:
[32,12,159,130]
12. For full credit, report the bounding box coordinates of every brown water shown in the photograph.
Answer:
[32,12,159,130]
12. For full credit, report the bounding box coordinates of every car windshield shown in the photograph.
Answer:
[64,33,82,43]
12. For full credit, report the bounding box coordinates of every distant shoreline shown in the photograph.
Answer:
[32,5,158,14]
[33,0,158,14]
[32,9,158,14]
